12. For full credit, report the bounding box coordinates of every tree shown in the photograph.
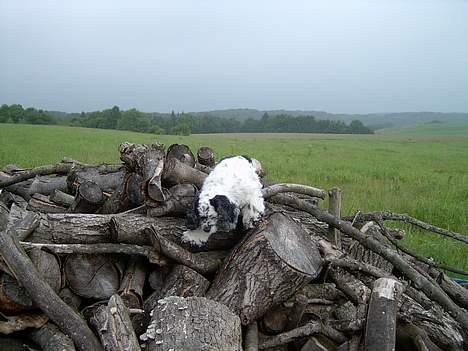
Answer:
[117,108,151,132]
[171,122,191,136]
[8,104,24,123]
[0,104,9,123]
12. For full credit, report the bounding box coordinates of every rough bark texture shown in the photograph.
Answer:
[365,278,404,351]
[207,212,323,325]
[146,183,196,217]
[49,189,74,207]
[67,164,124,194]
[118,257,147,309]
[144,296,242,351]
[90,294,141,351]
[29,322,76,351]
[27,193,68,213]
[162,157,207,188]
[29,175,68,196]
[119,142,166,202]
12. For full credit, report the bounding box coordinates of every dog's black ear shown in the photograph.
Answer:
[185,192,200,229]
[209,195,240,231]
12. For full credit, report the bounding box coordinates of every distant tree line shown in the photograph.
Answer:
[0,104,57,125]
[0,104,374,135]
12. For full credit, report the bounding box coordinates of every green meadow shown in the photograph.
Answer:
[1,123,467,275]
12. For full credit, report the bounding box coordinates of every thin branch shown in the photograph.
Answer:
[0,163,72,189]
[344,210,468,245]
[271,193,468,331]
[262,183,326,199]
[374,219,468,277]
[20,242,169,266]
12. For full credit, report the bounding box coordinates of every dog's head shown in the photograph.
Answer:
[185,194,240,234]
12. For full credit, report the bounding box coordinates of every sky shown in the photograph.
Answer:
[1,0,468,114]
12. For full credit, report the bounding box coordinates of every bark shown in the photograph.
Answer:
[197,146,215,167]
[207,213,323,325]
[29,322,76,351]
[398,293,467,351]
[69,180,104,213]
[67,163,125,194]
[138,264,211,336]
[162,157,207,188]
[0,218,103,351]
[194,162,213,174]
[0,190,28,209]
[0,201,8,231]
[28,175,68,196]
[428,268,468,310]
[344,210,468,245]
[365,278,405,351]
[259,321,323,350]
[100,172,145,214]
[0,311,48,334]
[119,142,166,202]
[64,254,122,299]
[118,257,147,309]
[49,189,74,207]
[143,296,242,351]
[166,143,195,167]
[148,226,222,275]
[90,294,141,351]
[397,322,443,351]
[146,183,196,217]
[262,183,327,200]
[21,242,168,266]
[27,193,68,213]
[0,163,72,189]
[244,322,259,351]
[327,187,342,248]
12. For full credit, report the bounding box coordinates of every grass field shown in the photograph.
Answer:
[1,123,467,275]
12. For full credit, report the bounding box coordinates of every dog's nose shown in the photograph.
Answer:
[203,226,211,233]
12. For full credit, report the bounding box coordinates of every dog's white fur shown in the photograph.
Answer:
[182,156,264,245]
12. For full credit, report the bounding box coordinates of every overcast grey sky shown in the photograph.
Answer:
[1,0,467,113]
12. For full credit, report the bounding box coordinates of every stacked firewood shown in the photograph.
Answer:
[0,142,467,351]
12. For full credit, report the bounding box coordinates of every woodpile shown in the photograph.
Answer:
[0,142,467,351]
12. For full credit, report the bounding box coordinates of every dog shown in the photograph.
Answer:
[183,155,265,245]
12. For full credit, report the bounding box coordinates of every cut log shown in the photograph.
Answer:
[162,157,207,188]
[69,180,104,213]
[146,183,197,217]
[142,296,242,351]
[197,146,215,167]
[118,257,147,309]
[30,212,112,243]
[90,294,141,351]
[0,190,28,209]
[100,172,145,214]
[166,143,195,167]
[365,278,405,351]
[67,164,125,194]
[49,189,74,207]
[119,142,166,202]
[28,175,68,196]
[0,217,103,351]
[28,193,68,213]
[0,273,33,312]
[206,212,323,325]
[396,322,443,351]
[29,322,76,351]
[64,254,122,299]
[0,163,72,189]
[244,322,259,351]
[327,187,342,249]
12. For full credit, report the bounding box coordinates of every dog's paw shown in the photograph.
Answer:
[181,229,211,247]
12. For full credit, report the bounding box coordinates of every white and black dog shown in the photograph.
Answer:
[183,155,265,245]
